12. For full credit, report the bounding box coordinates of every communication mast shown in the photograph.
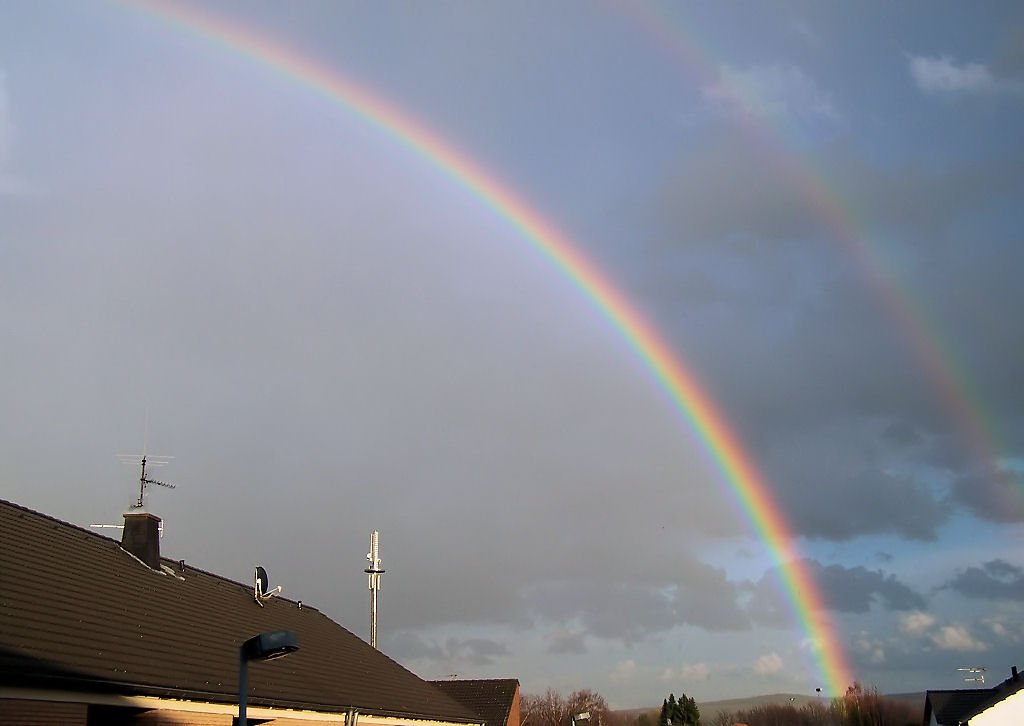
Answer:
[365,530,385,648]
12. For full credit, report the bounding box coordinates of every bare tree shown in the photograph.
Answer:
[522,689,613,726]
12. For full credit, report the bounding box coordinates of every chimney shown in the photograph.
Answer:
[121,511,161,569]
[1013,666,1019,682]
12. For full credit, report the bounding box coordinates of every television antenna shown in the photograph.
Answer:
[116,411,176,509]
[958,666,986,684]
[254,565,283,607]
[116,453,175,509]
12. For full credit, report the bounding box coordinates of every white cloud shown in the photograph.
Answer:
[854,637,886,665]
[982,616,1024,643]
[703,63,838,120]
[899,611,936,635]
[610,659,638,682]
[909,55,1023,94]
[660,662,710,682]
[753,652,784,675]
[930,625,989,653]
[799,637,823,653]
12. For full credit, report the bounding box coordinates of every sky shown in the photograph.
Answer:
[2,0,1023,708]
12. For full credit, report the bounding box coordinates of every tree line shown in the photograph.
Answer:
[524,683,921,726]
[703,684,920,726]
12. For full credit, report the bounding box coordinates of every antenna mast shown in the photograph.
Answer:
[136,455,175,509]
[117,413,175,510]
[116,454,175,509]
[365,530,385,648]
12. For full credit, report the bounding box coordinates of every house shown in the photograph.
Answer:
[924,667,1024,725]
[0,498,484,726]
[430,679,520,726]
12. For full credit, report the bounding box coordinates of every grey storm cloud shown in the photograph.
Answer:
[654,125,1024,256]
[779,468,950,542]
[950,470,1024,523]
[946,559,1024,600]
[749,561,926,625]
[655,128,836,247]
[811,563,927,612]
[881,421,925,449]
[546,630,587,655]
[991,25,1024,76]
[636,118,1024,545]
[384,632,510,668]
[527,573,750,643]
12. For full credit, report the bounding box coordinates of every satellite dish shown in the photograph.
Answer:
[253,565,281,607]
[255,566,269,597]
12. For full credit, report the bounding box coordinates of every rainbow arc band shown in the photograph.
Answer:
[126,0,854,695]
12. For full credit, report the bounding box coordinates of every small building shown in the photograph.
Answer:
[430,679,520,726]
[0,498,483,726]
[924,667,1024,725]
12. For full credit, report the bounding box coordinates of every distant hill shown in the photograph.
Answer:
[613,691,926,724]
[694,693,823,724]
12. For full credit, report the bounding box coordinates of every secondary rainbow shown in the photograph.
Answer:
[622,1,1010,504]
[124,0,855,694]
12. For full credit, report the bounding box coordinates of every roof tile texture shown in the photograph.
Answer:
[431,679,519,726]
[0,499,476,721]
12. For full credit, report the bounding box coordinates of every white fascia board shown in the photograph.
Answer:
[0,687,342,722]
[0,687,483,726]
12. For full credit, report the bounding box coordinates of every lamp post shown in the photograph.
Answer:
[238,630,299,725]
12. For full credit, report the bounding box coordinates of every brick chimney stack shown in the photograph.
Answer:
[121,511,161,569]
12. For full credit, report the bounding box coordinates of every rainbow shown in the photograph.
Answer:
[123,0,855,694]
[620,1,1011,504]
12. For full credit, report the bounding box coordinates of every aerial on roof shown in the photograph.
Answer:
[0,498,478,721]
[924,668,1024,726]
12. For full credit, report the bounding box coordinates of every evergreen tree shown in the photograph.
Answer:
[658,692,699,726]
[658,695,674,726]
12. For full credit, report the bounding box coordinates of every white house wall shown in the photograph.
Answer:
[970,688,1024,726]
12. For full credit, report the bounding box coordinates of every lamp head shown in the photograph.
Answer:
[242,630,299,661]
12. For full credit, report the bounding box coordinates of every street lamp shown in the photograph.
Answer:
[572,712,591,726]
[238,630,299,724]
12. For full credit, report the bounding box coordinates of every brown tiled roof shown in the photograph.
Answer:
[0,499,478,721]
[923,688,997,725]
[931,669,1024,724]
[431,679,519,726]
